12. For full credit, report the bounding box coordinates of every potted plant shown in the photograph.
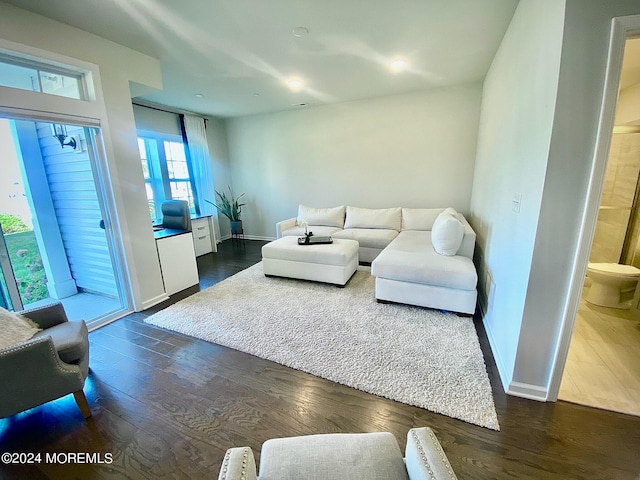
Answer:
[206,186,247,235]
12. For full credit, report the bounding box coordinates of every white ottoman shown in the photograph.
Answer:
[262,237,359,286]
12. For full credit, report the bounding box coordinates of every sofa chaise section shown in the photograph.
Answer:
[371,229,478,314]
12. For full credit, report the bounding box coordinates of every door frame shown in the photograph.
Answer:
[548,15,640,400]
[0,111,133,323]
[0,222,23,310]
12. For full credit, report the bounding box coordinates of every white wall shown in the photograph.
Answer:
[204,116,232,237]
[469,0,566,393]
[226,84,482,239]
[133,104,182,136]
[0,3,167,311]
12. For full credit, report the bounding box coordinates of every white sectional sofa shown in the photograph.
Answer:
[276,205,478,314]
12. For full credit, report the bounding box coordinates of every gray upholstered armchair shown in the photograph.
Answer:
[0,302,91,419]
[218,427,457,480]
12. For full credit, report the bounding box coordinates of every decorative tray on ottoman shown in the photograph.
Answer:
[298,235,333,245]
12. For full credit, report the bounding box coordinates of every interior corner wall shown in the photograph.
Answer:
[205,116,233,238]
[512,0,640,398]
[0,3,167,311]
[225,84,482,239]
[468,0,566,392]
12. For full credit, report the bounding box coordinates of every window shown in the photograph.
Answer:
[137,134,195,222]
[164,140,194,206]
[0,54,84,100]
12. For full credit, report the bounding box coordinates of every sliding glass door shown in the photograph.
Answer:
[0,116,129,325]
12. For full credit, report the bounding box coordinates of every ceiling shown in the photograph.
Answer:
[4,0,526,118]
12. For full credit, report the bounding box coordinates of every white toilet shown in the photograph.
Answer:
[586,262,640,309]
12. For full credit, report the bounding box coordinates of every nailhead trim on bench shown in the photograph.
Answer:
[220,448,250,480]
[411,429,456,479]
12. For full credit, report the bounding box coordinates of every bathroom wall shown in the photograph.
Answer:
[620,133,640,267]
[590,132,640,264]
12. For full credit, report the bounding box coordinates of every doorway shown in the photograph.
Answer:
[0,116,129,325]
[555,32,640,416]
[558,127,640,416]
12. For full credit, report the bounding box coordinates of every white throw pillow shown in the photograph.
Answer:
[343,206,402,231]
[0,307,42,350]
[431,209,464,256]
[297,205,345,228]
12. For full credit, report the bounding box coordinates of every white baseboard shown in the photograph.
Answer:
[219,234,275,242]
[481,315,549,401]
[507,381,548,402]
[244,234,275,241]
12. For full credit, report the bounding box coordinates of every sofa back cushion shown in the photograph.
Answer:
[401,208,446,231]
[431,208,464,256]
[344,206,402,231]
[297,205,345,228]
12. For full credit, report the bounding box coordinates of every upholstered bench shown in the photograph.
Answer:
[217,427,458,480]
[262,236,359,286]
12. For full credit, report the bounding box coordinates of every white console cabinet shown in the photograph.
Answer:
[155,231,199,295]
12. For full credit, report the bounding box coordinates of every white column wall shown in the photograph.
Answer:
[469,0,566,393]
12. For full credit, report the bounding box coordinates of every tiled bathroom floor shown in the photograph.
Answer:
[559,288,640,416]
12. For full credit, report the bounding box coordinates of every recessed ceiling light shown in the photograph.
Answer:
[286,78,303,91]
[194,93,204,98]
[292,26,309,38]
[389,58,408,72]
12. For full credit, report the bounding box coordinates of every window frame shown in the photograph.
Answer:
[0,52,87,100]
[137,131,196,223]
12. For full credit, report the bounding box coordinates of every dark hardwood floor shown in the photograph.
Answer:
[1,239,639,479]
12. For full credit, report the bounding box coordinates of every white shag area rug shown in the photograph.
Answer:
[145,263,500,430]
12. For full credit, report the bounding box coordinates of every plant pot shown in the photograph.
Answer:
[230,220,243,235]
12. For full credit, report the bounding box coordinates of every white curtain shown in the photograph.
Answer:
[182,114,221,247]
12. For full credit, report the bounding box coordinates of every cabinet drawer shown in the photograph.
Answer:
[192,218,210,234]
[193,232,212,256]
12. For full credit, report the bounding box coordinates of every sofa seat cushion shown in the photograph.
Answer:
[333,228,398,250]
[281,225,343,238]
[33,320,88,365]
[372,231,477,290]
[259,432,409,480]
